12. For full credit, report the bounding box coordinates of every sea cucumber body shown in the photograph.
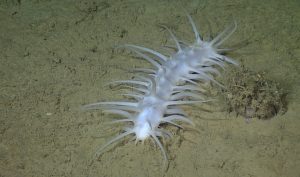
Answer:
[134,45,216,139]
[84,15,237,162]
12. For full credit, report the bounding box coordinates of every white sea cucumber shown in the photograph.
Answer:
[83,15,238,163]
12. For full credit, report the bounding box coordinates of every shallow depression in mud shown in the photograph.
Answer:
[218,65,287,120]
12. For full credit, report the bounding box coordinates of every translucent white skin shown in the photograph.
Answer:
[83,15,237,163]
[134,96,165,140]
[133,42,237,140]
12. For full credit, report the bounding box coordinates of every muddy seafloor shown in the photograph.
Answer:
[0,0,299,177]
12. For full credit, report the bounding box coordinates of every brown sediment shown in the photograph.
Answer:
[219,65,287,119]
